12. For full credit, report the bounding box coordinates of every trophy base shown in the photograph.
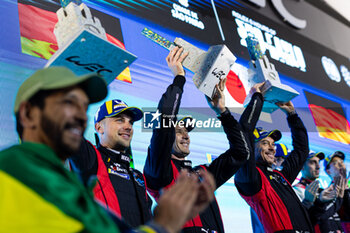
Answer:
[45,29,137,84]
[244,80,299,113]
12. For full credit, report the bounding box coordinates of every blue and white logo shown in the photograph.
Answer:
[143,110,161,129]
[178,0,189,7]
[321,56,341,82]
[340,65,350,87]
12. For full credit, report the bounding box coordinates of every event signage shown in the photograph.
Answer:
[94,0,350,101]
[232,9,306,72]
[171,0,205,29]
[246,0,307,29]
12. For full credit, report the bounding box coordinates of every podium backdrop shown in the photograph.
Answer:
[0,0,349,232]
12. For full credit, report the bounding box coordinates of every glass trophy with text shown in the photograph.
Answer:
[45,0,137,84]
[141,28,237,99]
[243,36,299,113]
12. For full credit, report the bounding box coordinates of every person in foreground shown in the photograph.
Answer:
[0,66,215,233]
[234,82,314,233]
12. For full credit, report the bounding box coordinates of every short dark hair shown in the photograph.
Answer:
[16,90,54,139]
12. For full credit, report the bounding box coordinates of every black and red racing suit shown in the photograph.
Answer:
[70,139,152,228]
[234,92,314,233]
[294,178,350,233]
[143,75,250,233]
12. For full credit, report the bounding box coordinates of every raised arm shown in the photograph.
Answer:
[239,83,265,133]
[234,84,265,196]
[278,101,309,183]
[143,47,188,191]
[204,78,250,189]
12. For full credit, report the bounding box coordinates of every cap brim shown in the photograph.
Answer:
[179,117,195,132]
[315,152,325,160]
[333,154,345,161]
[77,74,107,104]
[14,66,108,113]
[268,130,282,142]
[34,72,107,104]
[324,152,345,169]
[106,107,144,122]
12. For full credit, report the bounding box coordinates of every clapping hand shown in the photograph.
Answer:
[304,180,319,204]
[320,184,337,202]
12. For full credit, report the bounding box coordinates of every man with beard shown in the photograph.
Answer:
[0,66,216,233]
[234,83,315,232]
[143,47,250,233]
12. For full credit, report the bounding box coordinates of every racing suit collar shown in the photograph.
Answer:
[99,146,131,167]
[299,177,314,186]
[172,158,192,170]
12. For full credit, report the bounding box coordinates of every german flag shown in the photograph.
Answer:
[305,91,350,144]
[17,0,133,83]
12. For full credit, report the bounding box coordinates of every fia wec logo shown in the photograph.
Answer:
[65,56,112,75]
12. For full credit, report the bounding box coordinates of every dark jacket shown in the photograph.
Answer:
[294,177,350,233]
[234,92,313,233]
[339,189,350,232]
[70,139,152,228]
[144,75,249,233]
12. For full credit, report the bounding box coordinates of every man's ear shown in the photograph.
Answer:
[18,101,39,129]
[325,168,331,176]
[95,121,104,134]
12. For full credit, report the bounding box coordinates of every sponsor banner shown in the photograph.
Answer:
[96,0,350,101]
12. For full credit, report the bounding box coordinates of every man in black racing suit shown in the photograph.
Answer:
[144,46,250,233]
[70,99,153,228]
[234,83,314,233]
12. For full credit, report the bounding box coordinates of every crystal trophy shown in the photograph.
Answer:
[45,0,137,84]
[243,36,299,113]
[141,28,236,98]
